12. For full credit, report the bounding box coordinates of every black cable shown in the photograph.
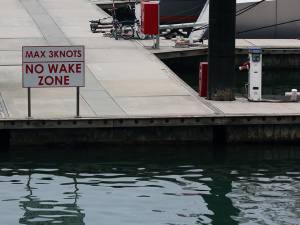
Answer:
[193,17,300,36]
[191,24,208,32]
[236,1,261,13]
[169,0,285,37]
[236,0,266,16]
[238,18,300,34]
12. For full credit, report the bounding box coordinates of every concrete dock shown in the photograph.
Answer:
[1,0,300,146]
[0,0,213,118]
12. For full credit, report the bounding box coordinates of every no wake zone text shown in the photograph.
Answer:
[25,64,83,86]
[22,46,85,88]
[25,50,83,59]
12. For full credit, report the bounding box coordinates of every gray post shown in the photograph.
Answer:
[28,88,31,118]
[76,87,80,117]
[155,34,160,49]
[208,0,236,101]
[155,1,160,49]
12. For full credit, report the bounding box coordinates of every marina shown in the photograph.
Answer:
[0,1,300,225]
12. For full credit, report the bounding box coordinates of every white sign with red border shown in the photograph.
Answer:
[22,46,85,88]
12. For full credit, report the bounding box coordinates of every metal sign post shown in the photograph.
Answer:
[22,46,85,118]
[155,33,160,49]
[28,88,31,118]
[76,86,80,117]
[155,2,160,49]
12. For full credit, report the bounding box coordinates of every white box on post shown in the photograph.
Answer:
[248,47,262,101]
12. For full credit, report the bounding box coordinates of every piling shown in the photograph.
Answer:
[206,0,236,100]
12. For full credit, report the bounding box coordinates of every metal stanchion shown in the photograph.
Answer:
[76,87,80,117]
[28,88,31,118]
[155,2,160,49]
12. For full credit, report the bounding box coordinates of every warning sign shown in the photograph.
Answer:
[22,46,85,88]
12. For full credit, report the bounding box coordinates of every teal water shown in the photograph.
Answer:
[0,145,299,225]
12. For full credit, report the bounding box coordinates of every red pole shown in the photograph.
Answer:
[199,62,208,97]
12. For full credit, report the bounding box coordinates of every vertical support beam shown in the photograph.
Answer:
[208,0,236,101]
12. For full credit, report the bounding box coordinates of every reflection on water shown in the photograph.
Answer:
[19,173,84,225]
[0,145,299,225]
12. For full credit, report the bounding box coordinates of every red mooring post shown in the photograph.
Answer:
[199,62,208,97]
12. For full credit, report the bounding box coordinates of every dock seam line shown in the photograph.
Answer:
[79,94,97,117]
[21,0,70,45]
[0,93,9,118]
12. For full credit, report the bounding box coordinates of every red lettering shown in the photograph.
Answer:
[38,76,44,86]
[60,51,65,58]
[25,64,43,74]
[25,51,34,58]
[48,63,81,74]
[55,76,63,85]
[40,51,46,58]
[45,76,54,85]
[59,64,67,73]
[66,50,73,57]
[25,64,33,74]
[76,64,81,73]
[46,49,83,58]
[25,51,46,59]
[35,64,44,74]
[68,64,75,73]
[64,76,70,85]
[77,50,82,58]
[38,75,70,86]
[34,51,39,58]
[48,64,58,73]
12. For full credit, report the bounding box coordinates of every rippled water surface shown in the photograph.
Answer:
[0,146,299,225]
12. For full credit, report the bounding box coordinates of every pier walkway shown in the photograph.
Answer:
[0,0,213,119]
[1,0,300,145]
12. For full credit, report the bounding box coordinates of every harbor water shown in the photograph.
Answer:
[0,145,299,225]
